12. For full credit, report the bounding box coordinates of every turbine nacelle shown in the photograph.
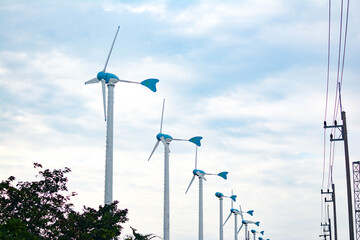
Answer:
[242,220,260,226]
[215,192,237,202]
[251,230,264,235]
[192,169,228,179]
[193,169,206,176]
[97,71,118,83]
[156,133,173,143]
[230,208,240,215]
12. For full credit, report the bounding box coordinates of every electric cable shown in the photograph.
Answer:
[332,0,344,124]
[322,0,332,190]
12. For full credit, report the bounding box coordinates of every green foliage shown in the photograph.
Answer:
[123,227,159,240]
[0,163,129,240]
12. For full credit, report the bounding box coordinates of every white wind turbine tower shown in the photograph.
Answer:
[215,192,237,240]
[148,98,202,240]
[85,26,159,205]
[185,147,228,240]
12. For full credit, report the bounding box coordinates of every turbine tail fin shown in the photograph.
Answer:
[247,210,254,216]
[189,136,202,147]
[217,171,228,180]
[141,78,159,92]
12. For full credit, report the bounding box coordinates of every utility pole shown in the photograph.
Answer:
[324,111,354,240]
[321,183,338,240]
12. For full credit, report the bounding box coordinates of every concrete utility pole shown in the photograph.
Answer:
[321,183,338,240]
[325,111,354,240]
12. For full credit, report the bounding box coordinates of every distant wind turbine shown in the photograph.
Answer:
[215,192,237,240]
[148,98,202,240]
[240,220,260,240]
[224,208,241,240]
[237,204,255,237]
[85,26,159,205]
[250,229,264,240]
[224,190,254,240]
[185,147,228,240]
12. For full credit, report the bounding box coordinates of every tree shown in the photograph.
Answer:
[0,163,128,239]
[123,227,159,240]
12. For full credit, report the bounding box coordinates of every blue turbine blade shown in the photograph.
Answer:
[189,136,202,147]
[141,78,159,92]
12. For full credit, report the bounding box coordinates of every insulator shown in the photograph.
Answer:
[334,120,337,126]
[324,121,327,127]
[330,134,333,140]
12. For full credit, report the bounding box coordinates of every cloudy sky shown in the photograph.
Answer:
[1,0,360,239]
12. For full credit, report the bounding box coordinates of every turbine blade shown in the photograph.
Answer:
[140,78,159,92]
[148,140,160,161]
[160,136,170,153]
[160,99,165,133]
[195,146,198,169]
[101,79,107,121]
[223,212,232,226]
[217,171,228,180]
[239,205,244,220]
[185,175,196,194]
[103,26,120,72]
[85,77,99,84]
[189,136,203,147]
[237,223,244,234]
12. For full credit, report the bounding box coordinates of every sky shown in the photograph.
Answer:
[0,0,360,239]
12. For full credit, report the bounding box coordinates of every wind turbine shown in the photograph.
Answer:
[224,208,241,240]
[215,192,237,240]
[85,26,159,205]
[237,205,255,237]
[223,191,253,240]
[148,98,202,240]
[250,229,264,240]
[240,220,260,240]
[185,147,228,240]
